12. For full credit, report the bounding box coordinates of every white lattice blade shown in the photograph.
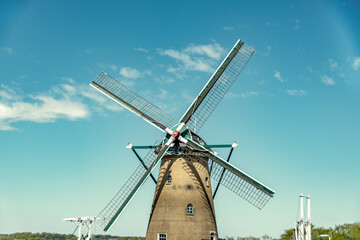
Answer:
[186,138,274,209]
[180,40,255,133]
[91,72,175,132]
[97,140,173,232]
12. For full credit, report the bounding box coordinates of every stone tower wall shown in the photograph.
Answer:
[146,155,218,240]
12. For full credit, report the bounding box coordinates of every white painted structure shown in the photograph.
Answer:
[64,216,103,240]
[294,194,311,240]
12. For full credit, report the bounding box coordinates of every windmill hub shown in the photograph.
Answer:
[171,130,180,139]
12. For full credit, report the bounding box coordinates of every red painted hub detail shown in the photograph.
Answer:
[172,130,180,139]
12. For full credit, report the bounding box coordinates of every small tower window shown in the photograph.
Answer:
[186,203,194,215]
[205,177,209,187]
[210,231,216,240]
[166,175,172,185]
[158,233,167,240]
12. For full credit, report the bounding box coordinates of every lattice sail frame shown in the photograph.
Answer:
[91,72,175,131]
[208,158,271,209]
[183,41,255,133]
[97,142,160,229]
[181,143,273,210]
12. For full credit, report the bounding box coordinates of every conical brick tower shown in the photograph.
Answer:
[146,155,218,240]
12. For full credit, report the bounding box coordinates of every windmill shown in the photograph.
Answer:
[64,216,104,240]
[90,39,275,240]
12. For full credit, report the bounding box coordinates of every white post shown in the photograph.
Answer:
[294,222,298,240]
[78,222,83,240]
[307,195,311,240]
[85,220,92,240]
[300,194,304,240]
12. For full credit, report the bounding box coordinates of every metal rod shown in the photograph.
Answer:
[300,193,304,240]
[213,147,234,199]
[307,195,311,240]
[132,149,157,184]
[204,144,233,149]
[131,145,157,149]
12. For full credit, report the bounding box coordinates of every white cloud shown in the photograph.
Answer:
[0,47,14,55]
[223,26,234,31]
[352,57,360,71]
[184,43,224,60]
[0,87,89,131]
[156,89,169,100]
[329,58,338,70]
[109,64,118,72]
[293,19,300,30]
[85,48,93,54]
[181,91,195,103]
[119,67,142,79]
[225,91,259,99]
[0,80,122,131]
[120,79,135,87]
[264,46,271,56]
[274,70,284,82]
[321,75,335,85]
[240,91,259,98]
[265,21,276,27]
[133,47,149,53]
[307,67,314,73]
[0,84,18,100]
[285,89,307,96]
[157,42,226,74]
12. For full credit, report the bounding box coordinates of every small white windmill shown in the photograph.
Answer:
[294,194,311,240]
[64,216,103,240]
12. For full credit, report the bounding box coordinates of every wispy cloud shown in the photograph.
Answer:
[285,89,307,96]
[240,91,259,98]
[0,80,122,131]
[352,57,360,71]
[293,19,300,30]
[265,21,276,27]
[133,47,149,53]
[84,48,94,54]
[321,75,335,85]
[181,91,195,103]
[329,58,338,70]
[118,67,152,80]
[157,42,226,74]
[264,46,272,56]
[223,26,234,31]
[0,47,14,55]
[156,89,169,100]
[119,67,142,79]
[274,70,284,82]
[225,91,259,99]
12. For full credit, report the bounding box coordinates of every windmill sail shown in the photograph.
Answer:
[180,40,254,133]
[209,160,272,209]
[186,138,274,209]
[97,142,170,232]
[91,72,175,132]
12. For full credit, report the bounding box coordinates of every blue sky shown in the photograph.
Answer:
[0,0,359,238]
